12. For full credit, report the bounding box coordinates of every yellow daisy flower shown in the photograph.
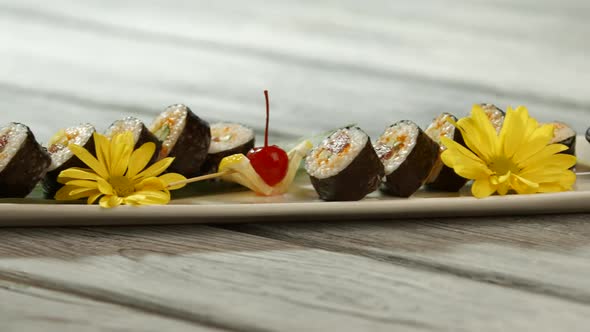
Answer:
[55,132,186,208]
[441,105,576,198]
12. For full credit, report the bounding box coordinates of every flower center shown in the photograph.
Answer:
[488,156,520,176]
[109,176,135,197]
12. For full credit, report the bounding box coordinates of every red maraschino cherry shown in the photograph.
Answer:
[246,90,289,186]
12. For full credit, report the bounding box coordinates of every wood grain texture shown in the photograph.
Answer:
[0,279,218,332]
[226,214,590,304]
[0,0,589,143]
[1,0,590,329]
[0,225,590,331]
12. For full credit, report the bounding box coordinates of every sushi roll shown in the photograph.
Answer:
[547,121,576,156]
[424,113,468,191]
[305,127,384,201]
[42,124,96,197]
[586,127,590,143]
[0,123,51,198]
[150,104,211,177]
[106,117,161,164]
[374,120,439,197]
[201,122,255,174]
[480,103,505,134]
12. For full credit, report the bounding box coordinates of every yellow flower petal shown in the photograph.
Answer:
[510,173,539,195]
[499,106,527,158]
[87,191,103,204]
[58,168,101,182]
[93,132,112,175]
[125,190,170,205]
[99,195,123,208]
[512,124,554,164]
[158,173,187,190]
[516,143,568,169]
[472,179,496,198]
[68,143,109,179]
[110,137,133,177]
[455,116,491,160]
[126,142,156,178]
[64,180,99,189]
[441,138,492,180]
[520,154,577,177]
[440,137,485,165]
[462,105,499,158]
[97,178,114,195]
[68,187,99,197]
[497,182,510,196]
[55,185,84,201]
[536,183,563,193]
[135,177,167,191]
[133,157,175,181]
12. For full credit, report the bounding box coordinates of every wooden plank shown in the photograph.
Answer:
[1,0,589,105]
[0,0,589,143]
[0,225,589,331]
[225,213,590,304]
[0,279,219,332]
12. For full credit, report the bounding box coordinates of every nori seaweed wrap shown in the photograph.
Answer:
[374,120,439,197]
[547,121,576,156]
[0,123,51,198]
[150,104,211,177]
[106,117,162,165]
[42,124,96,198]
[424,113,468,191]
[305,127,384,201]
[201,122,255,174]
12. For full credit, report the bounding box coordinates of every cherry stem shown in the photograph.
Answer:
[264,90,269,147]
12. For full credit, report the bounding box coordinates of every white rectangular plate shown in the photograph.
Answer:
[1,136,589,227]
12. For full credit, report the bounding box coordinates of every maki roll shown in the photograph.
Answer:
[480,103,505,133]
[424,113,468,191]
[150,104,211,177]
[374,120,439,197]
[547,121,576,156]
[106,117,161,164]
[0,123,51,198]
[42,124,96,197]
[305,127,383,201]
[201,122,255,174]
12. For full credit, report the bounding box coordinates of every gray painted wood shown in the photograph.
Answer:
[0,279,219,332]
[1,0,590,329]
[226,214,590,304]
[0,0,588,143]
[0,225,590,331]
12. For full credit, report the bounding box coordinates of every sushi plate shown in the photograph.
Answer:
[0,136,589,227]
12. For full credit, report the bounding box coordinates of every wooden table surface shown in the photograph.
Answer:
[1,0,589,330]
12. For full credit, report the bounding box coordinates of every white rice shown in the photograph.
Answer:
[425,113,455,150]
[549,121,575,144]
[209,122,254,154]
[105,117,143,143]
[46,124,95,171]
[0,123,28,173]
[305,127,367,179]
[149,104,188,158]
[374,121,419,175]
[481,104,504,134]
